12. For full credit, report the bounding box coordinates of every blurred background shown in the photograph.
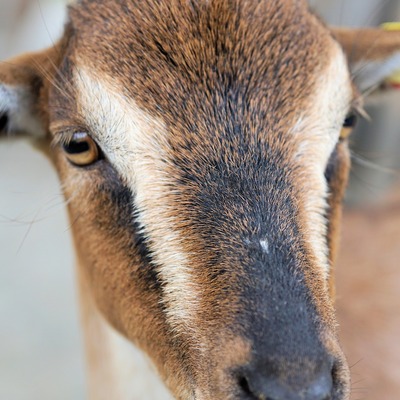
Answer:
[0,1,399,399]
[0,1,83,400]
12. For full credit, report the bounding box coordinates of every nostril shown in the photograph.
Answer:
[238,374,270,400]
[238,375,259,399]
[0,112,9,132]
[238,375,252,395]
[237,373,274,400]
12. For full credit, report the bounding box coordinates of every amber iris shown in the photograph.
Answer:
[62,132,100,166]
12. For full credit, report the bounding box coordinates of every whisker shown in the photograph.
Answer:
[347,0,394,78]
[362,0,393,27]
[16,208,42,255]
[351,151,400,176]
[349,168,387,194]
[350,145,398,162]
[64,210,83,233]
[351,379,366,386]
[349,358,364,370]
[36,0,57,48]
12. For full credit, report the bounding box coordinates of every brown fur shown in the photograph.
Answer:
[1,1,400,399]
[58,2,347,396]
[64,0,338,318]
[325,141,351,298]
[332,28,400,63]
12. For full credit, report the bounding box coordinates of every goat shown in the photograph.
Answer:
[1,1,400,399]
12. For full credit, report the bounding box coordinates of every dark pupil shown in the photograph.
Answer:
[63,140,90,154]
[343,114,357,128]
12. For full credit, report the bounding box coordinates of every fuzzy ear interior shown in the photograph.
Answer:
[0,46,59,139]
[332,27,400,93]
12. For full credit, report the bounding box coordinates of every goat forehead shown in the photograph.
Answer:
[70,38,349,317]
[66,0,353,238]
[65,0,352,179]
[68,0,343,125]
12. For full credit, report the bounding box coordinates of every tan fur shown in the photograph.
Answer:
[73,66,202,334]
[77,260,173,400]
[332,28,400,63]
[64,0,344,331]
[1,1,400,399]
[290,43,352,277]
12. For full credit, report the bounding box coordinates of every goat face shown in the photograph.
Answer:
[2,1,400,399]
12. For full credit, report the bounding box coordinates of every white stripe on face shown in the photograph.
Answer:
[75,66,200,333]
[290,42,353,276]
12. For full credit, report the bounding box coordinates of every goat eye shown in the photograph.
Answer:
[343,114,358,128]
[62,132,100,166]
[340,113,358,141]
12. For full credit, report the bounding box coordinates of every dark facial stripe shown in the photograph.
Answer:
[131,210,163,292]
[94,161,162,291]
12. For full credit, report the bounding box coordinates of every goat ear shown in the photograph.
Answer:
[332,26,400,93]
[0,45,59,139]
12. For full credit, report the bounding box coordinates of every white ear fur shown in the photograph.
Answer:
[0,83,45,137]
[352,52,400,92]
[0,45,60,139]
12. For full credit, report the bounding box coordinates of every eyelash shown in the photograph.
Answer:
[51,128,86,148]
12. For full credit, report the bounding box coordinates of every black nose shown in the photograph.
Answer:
[237,364,333,400]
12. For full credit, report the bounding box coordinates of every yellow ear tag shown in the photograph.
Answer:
[381,22,400,31]
[381,22,400,87]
